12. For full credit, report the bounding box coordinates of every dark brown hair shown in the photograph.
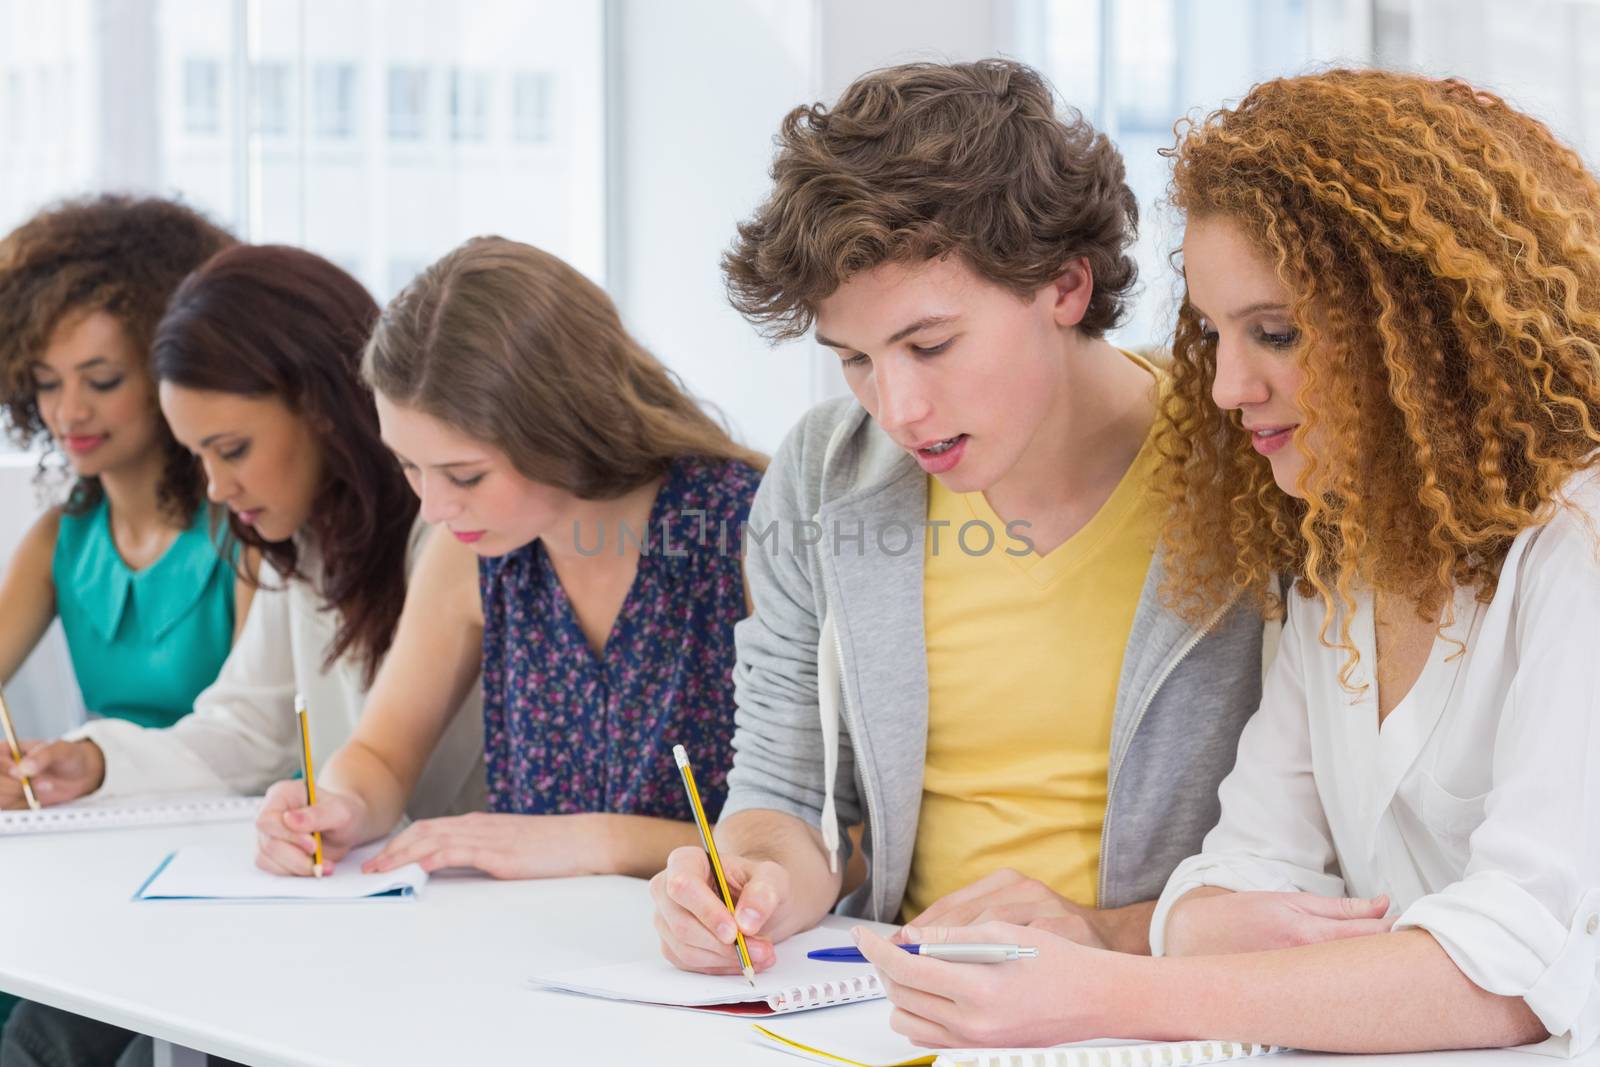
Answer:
[1155,69,1600,684]
[0,194,235,520]
[364,236,764,500]
[723,58,1139,340]
[154,245,412,684]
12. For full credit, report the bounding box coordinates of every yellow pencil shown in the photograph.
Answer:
[672,743,755,986]
[294,694,324,878]
[0,685,39,812]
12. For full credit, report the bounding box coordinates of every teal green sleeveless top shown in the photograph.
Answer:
[51,497,236,729]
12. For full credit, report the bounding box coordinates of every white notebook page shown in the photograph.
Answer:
[532,918,897,1014]
[133,840,427,902]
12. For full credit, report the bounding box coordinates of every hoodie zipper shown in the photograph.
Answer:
[1096,602,1227,907]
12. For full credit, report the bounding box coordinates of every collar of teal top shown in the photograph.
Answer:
[67,497,234,642]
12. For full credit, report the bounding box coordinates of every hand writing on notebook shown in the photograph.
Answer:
[1163,887,1395,956]
[901,868,1110,950]
[1,738,105,808]
[651,845,795,974]
[856,920,1119,1049]
[255,777,365,876]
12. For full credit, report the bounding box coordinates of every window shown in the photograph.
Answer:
[251,62,290,137]
[513,71,553,144]
[1033,0,1313,349]
[183,58,220,134]
[387,67,429,141]
[2,1,606,311]
[313,63,357,139]
[450,69,490,142]
[1374,0,1600,162]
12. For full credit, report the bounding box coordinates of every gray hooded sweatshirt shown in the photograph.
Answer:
[721,397,1264,921]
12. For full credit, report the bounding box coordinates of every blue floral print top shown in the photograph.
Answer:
[478,456,761,821]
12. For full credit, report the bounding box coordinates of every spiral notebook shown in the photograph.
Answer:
[0,792,260,835]
[752,999,1286,1067]
[530,920,896,1016]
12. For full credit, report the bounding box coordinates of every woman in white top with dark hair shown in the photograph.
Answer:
[853,69,1600,1057]
[1,243,483,817]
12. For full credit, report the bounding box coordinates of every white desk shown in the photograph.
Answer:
[1,821,1592,1067]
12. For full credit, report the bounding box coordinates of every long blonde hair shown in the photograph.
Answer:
[364,237,765,497]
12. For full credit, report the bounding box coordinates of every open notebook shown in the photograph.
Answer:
[531,920,898,1016]
[752,998,1285,1067]
[133,840,427,902]
[0,792,260,835]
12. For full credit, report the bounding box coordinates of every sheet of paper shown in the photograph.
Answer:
[133,840,426,902]
[531,918,895,1011]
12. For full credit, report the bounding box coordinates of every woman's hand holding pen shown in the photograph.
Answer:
[1,738,104,808]
[254,777,365,876]
[855,920,1129,1049]
[650,845,796,975]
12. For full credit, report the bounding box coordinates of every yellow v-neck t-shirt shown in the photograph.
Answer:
[901,353,1165,919]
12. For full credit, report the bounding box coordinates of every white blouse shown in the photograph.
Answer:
[71,520,485,821]
[1151,469,1600,1056]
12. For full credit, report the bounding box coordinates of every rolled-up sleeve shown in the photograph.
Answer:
[1151,599,1345,955]
[1393,499,1600,1055]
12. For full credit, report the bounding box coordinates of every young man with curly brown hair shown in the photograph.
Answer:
[650,59,1338,973]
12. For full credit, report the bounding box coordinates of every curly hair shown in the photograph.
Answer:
[1155,69,1600,683]
[0,194,236,521]
[723,58,1138,340]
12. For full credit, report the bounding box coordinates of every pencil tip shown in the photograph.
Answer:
[743,965,756,987]
[313,863,324,879]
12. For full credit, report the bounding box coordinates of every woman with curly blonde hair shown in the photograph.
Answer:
[855,69,1600,1055]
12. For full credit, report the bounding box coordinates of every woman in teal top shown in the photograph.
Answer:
[52,495,236,729]
[0,195,249,761]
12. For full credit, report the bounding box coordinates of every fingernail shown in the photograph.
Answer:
[902,924,922,943]
[851,925,864,946]
[17,763,33,777]
[717,922,735,942]
[736,908,760,929]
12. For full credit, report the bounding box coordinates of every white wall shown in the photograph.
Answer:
[612,0,818,455]
[0,459,86,739]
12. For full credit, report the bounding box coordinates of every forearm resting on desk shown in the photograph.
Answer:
[1120,928,1548,1052]
[591,814,704,878]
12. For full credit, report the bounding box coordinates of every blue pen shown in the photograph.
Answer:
[809,943,1038,964]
